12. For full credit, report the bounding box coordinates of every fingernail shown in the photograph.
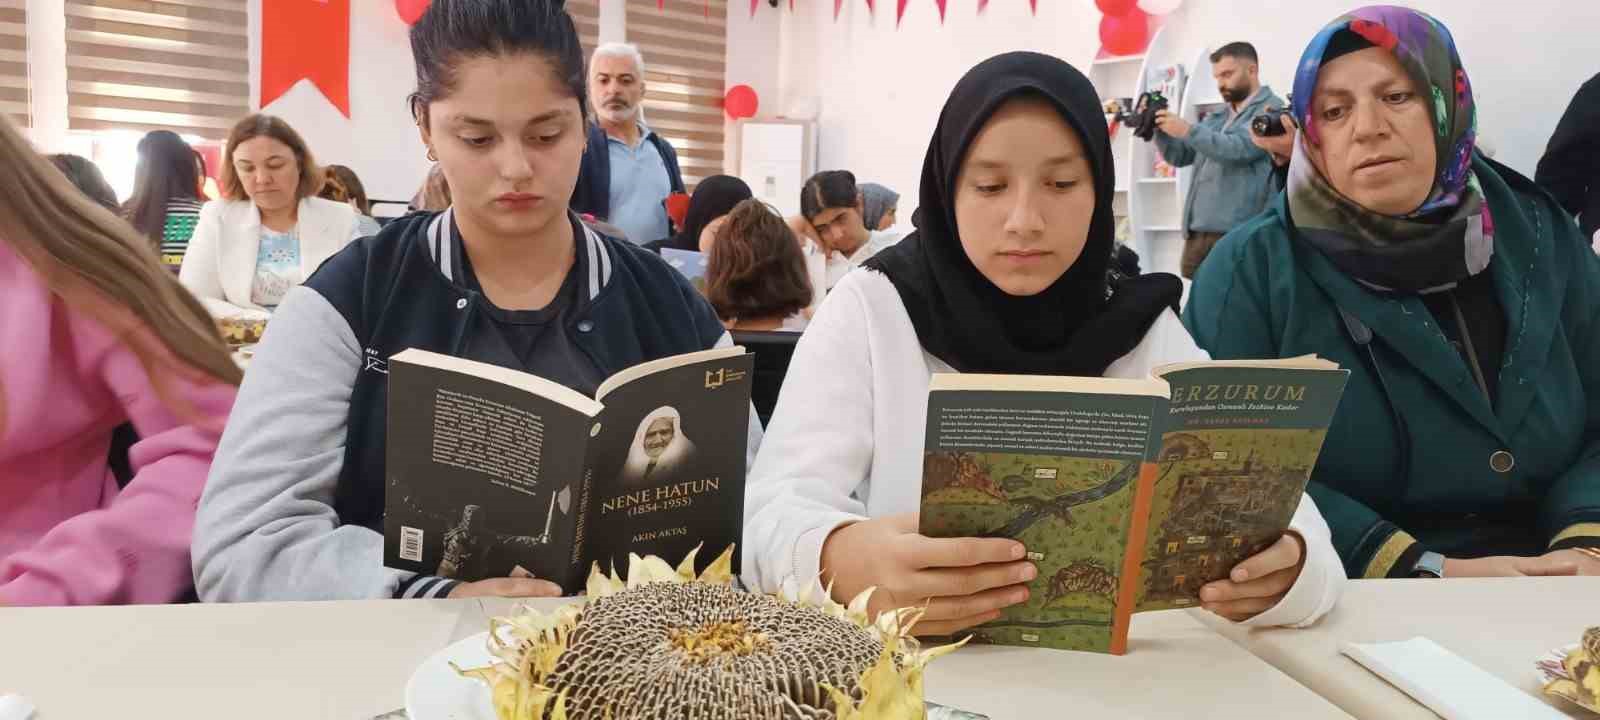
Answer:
[1232,568,1249,582]
[1012,588,1029,604]
[1020,564,1037,582]
[1201,587,1219,602]
[1011,543,1026,560]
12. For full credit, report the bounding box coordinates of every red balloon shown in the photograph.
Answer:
[1099,10,1149,56]
[396,0,430,25]
[723,84,759,120]
[1094,0,1138,15]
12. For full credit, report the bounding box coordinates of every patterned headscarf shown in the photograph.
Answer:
[1287,5,1493,294]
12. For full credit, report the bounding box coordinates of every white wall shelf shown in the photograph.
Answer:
[1128,21,1186,279]
[1089,15,1173,255]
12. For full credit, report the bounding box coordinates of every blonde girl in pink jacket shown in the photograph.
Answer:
[0,115,239,606]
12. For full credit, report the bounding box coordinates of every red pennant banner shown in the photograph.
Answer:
[750,0,758,16]
[1029,0,1037,13]
[834,0,843,19]
[866,0,875,12]
[977,0,988,13]
[261,0,350,118]
[934,0,946,21]
[896,0,908,25]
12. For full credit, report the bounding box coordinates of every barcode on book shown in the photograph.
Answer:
[400,526,424,562]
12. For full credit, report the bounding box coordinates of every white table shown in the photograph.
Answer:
[0,597,1351,719]
[1196,577,1600,719]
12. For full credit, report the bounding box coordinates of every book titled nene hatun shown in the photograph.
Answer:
[383,346,754,591]
[918,357,1349,654]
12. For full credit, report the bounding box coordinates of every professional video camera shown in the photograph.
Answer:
[1251,94,1296,137]
[1106,91,1170,142]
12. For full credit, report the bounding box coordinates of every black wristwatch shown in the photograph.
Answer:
[1409,551,1445,578]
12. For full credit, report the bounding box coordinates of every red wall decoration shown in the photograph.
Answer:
[395,0,430,24]
[723,85,759,119]
[261,0,351,117]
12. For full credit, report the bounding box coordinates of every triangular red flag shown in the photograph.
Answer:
[866,0,875,12]
[1028,0,1037,14]
[261,0,350,117]
[977,0,988,13]
[834,0,843,19]
[750,0,758,16]
[896,0,907,25]
[934,0,946,21]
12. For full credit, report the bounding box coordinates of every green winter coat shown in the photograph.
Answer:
[1184,155,1600,579]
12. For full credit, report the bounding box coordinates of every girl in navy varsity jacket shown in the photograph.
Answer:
[192,0,759,602]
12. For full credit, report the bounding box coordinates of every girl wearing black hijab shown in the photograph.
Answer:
[743,52,1344,635]
[644,174,752,253]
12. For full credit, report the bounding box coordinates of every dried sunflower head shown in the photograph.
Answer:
[1544,626,1600,712]
[456,545,963,720]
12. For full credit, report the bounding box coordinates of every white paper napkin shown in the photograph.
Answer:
[1342,637,1567,720]
[0,695,36,720]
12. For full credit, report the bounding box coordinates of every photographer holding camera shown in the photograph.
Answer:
[1153,42,1283,278]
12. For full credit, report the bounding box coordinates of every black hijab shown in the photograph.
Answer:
[648,175,753,253]
[865,51,1180,376]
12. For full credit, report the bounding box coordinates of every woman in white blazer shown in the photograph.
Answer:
[180,114,358,317]
[743,52,1345,637]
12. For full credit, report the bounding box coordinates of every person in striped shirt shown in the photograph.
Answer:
[124,130,205,272]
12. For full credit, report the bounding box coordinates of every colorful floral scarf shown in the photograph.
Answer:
[1287,5,1494,294]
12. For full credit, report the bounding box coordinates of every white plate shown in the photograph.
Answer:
[405,632,497,720]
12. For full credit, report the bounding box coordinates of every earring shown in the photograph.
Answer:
[426,147,438,162]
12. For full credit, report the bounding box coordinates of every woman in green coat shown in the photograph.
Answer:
[1185,5,1600,580]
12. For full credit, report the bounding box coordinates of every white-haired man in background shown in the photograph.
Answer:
[571,43,686,245]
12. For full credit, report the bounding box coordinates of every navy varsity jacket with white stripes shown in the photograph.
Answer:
[192,209,756,603]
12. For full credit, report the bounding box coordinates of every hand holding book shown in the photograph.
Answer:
[1197,531,1306,622]
[820,512,1035,637]
[445,577,564,600]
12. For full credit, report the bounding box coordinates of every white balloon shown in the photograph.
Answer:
[1136,0,1182,14]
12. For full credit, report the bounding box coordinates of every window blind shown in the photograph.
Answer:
[0,0,27,128]
[625,0,728,190]
[64,0,249,140]
[569,0,600,64]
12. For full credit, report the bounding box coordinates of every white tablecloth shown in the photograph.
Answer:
[1196,577,1600,719]
[0,597,1350,719]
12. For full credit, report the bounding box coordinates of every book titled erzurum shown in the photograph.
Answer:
[919,357,1349,654]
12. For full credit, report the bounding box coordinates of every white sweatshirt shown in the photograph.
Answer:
[742,269,1345,628]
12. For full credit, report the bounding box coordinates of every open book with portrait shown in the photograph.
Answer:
[918,357,1350,654]
[382,346,754,591]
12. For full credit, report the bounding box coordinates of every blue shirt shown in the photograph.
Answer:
[251,227,301,309]
[605,123,673,245]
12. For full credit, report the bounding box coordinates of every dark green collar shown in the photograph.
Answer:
[1288,156,1563,441]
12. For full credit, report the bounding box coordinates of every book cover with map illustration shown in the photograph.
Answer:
[383,346,753,593]
[661,248,708,294]
[918,358,1348,654]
